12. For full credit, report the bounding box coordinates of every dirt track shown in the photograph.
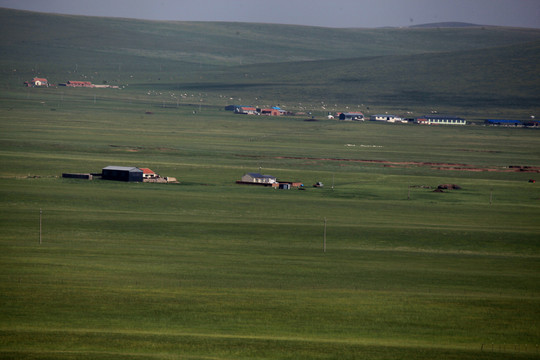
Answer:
[238,155,540,173]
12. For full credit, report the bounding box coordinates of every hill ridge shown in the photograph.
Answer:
[410,22,483,28]
[0,8,539,116]
[2,7,540,67]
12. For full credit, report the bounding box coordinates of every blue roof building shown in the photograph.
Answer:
[485,119,523,126]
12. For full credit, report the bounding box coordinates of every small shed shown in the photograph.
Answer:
[260,108,282,116]
[226,105,246,111]
[102,166,143,182]
[63,80,94,87]
[339,112,364,121]
[139,168,158,179]
[235,106,258,115]
[62,173,93,180]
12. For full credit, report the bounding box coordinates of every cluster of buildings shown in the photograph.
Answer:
[24,77,118,88]
[66,167,304,191]
[226,105,470,126]
[338,112,467,125]
[24,83,535,127]
[225,105,291,116]
[231,106,539,127]
[24,77,49,87]
[227,105,538,127]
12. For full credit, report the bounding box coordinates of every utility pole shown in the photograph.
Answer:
[323,217,327,252]
[39,208,42,245]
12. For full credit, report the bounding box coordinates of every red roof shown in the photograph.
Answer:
[33,78,48,82]
[67,81,92,85]
[139,168,155,174]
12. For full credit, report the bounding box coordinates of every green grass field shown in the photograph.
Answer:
[1,8,540,359]
[1,89,539,359]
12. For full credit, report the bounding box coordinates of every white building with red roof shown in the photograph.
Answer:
[25,77,49,87]
[139,168,158,179]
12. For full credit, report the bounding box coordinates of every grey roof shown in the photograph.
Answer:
[103,166,143,172]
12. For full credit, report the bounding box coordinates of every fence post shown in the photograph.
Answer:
[39,208,42,244]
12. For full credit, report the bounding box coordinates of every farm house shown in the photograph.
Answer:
[370,114,405,123]
[416,115,466,125]
[140,168,158,179]
[102,166,143,182]
[240,173,277,184]
[24,77,48,87]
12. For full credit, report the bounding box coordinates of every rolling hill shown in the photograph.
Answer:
[409,22,483,28]
[1,7,539,116]
[178,40,540,114]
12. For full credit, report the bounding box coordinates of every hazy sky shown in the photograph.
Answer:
[1,0,539,28]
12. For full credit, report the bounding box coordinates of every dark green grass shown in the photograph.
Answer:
[165,40,540,116]
[1,95,539,170]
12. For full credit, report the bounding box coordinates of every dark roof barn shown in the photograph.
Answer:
[102,166,143,182]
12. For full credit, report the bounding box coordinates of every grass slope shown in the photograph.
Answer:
[1,8,539,117]
[2,8,539,66]
[176,40,540,115]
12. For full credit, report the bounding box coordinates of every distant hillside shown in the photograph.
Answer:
[0,8,539,115]
[1,8,539,70]
[169,40,540,111]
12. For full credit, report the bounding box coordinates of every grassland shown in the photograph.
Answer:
[1,8,540,360]
[1,88,540,359]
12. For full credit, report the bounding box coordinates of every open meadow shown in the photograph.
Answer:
[1,88,539,359]
[1,8,540,359]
